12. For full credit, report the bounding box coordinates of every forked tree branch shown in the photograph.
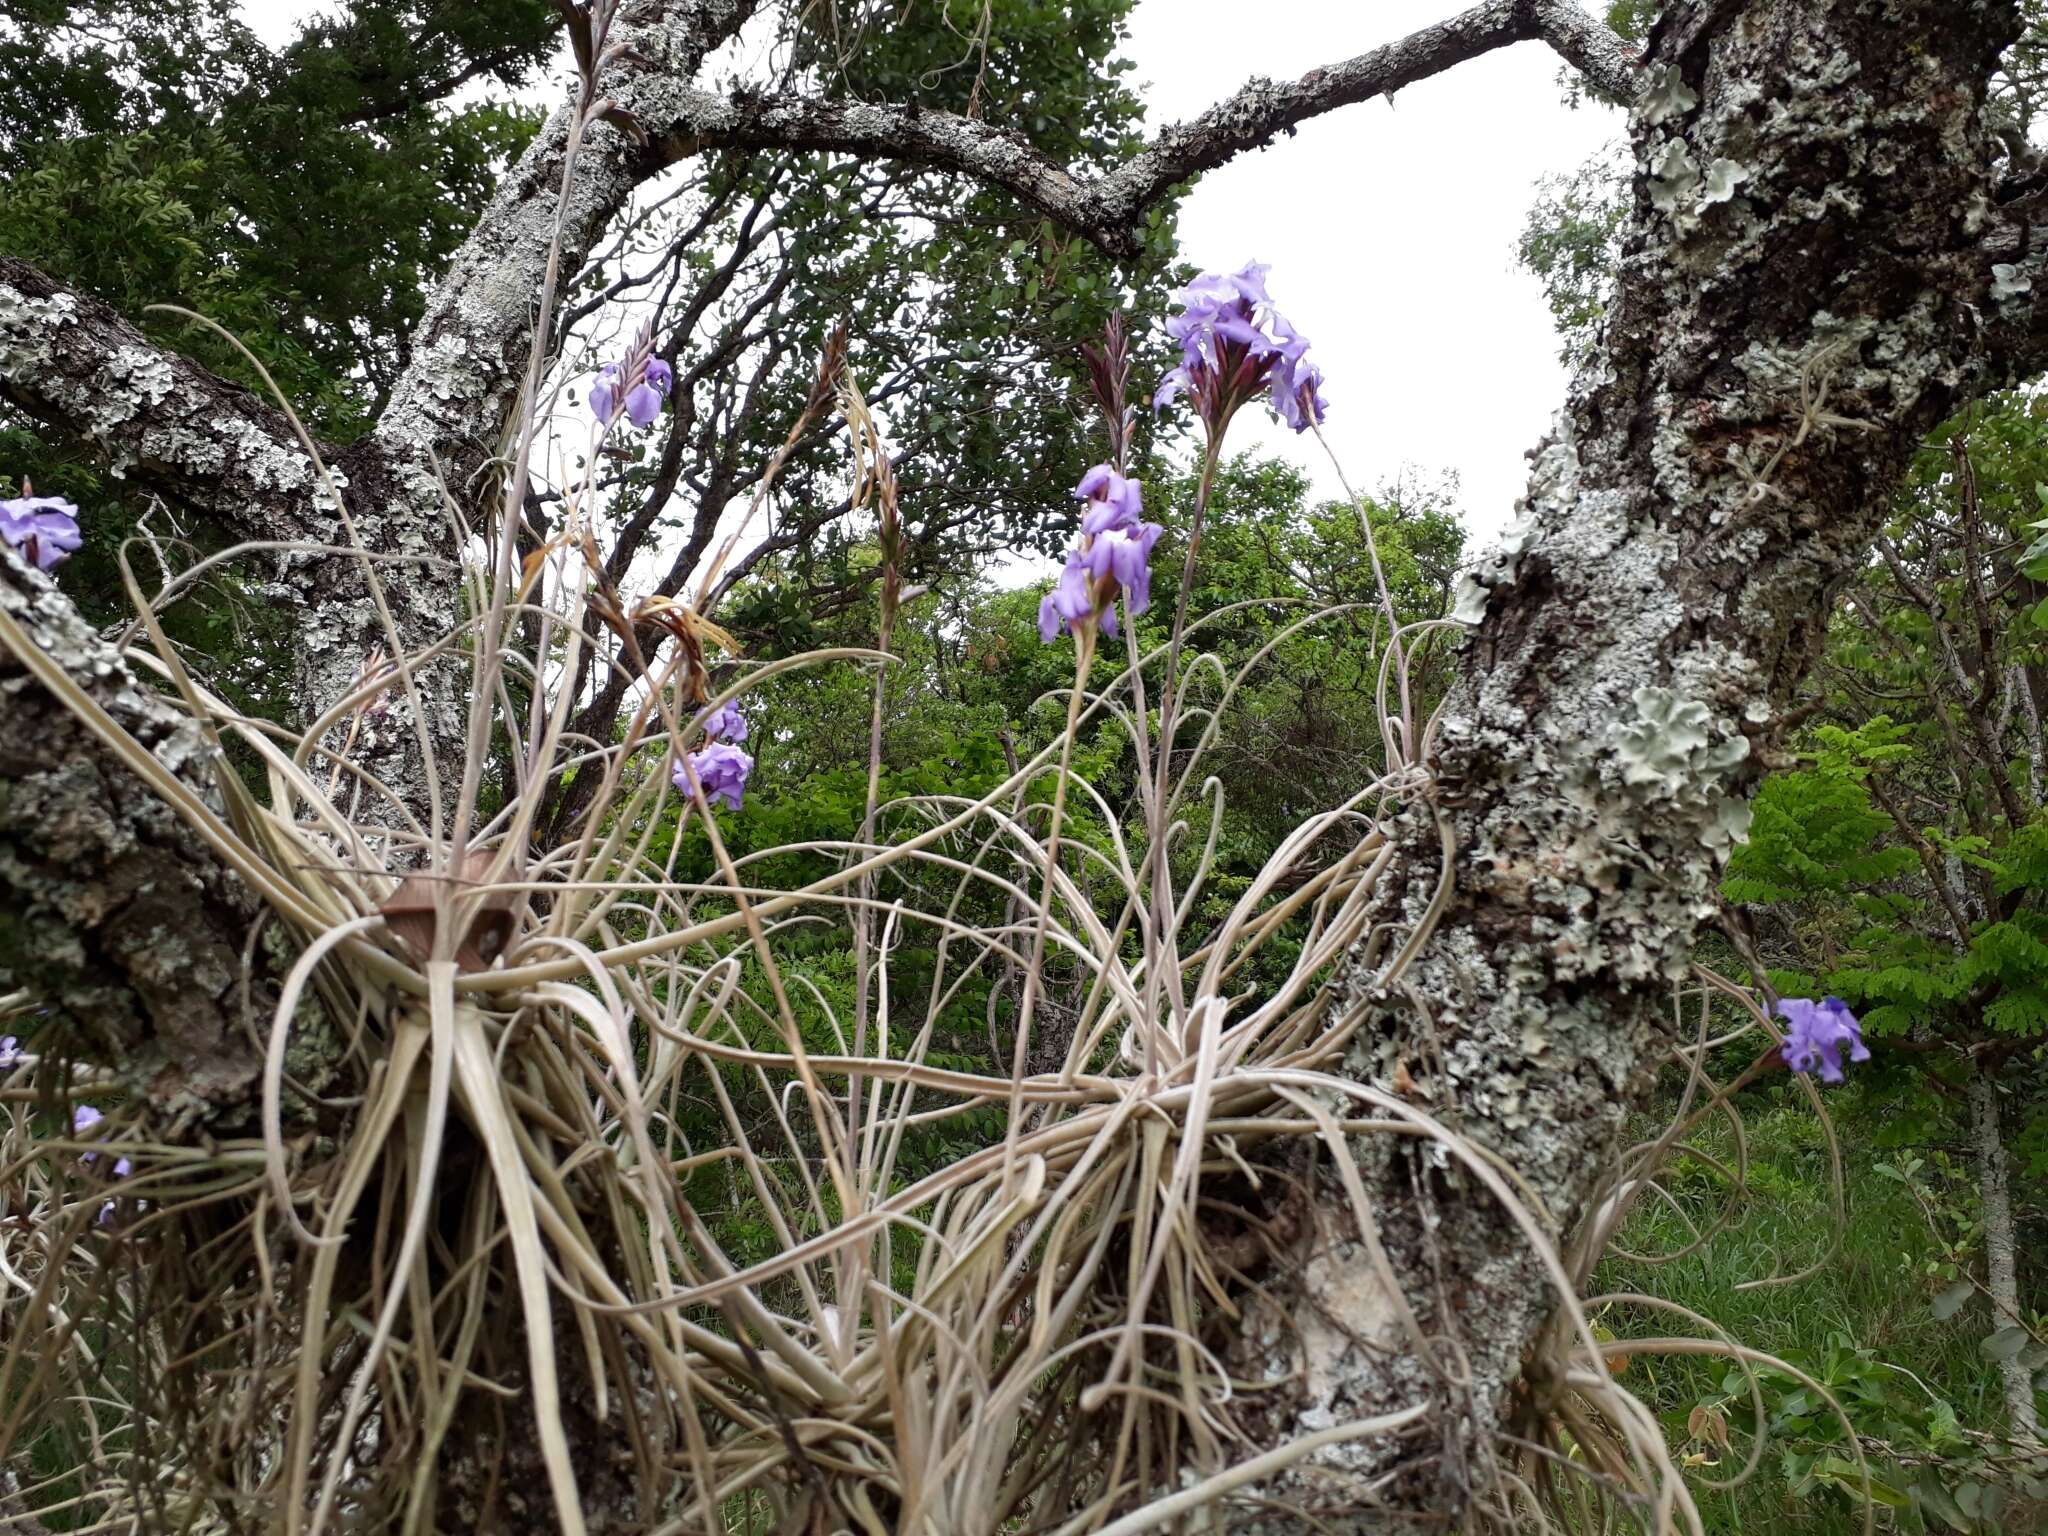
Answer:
[647,0,1639,258]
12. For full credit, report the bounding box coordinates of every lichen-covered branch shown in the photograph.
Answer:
[1966,176,2048,379]
[267,0,768,801]
[0,255,329,542]
[0,545,275,1123]
[370,0,765,495]
[647,0,1637,258]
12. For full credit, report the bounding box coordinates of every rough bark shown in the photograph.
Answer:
[0,256,333,540]
[0,248,469,825]
[1969,1064,2040,1442]
[0,544,282,1123]
[1223,0,2033,1519]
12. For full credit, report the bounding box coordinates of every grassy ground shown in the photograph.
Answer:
[1594,1079,2034,1534]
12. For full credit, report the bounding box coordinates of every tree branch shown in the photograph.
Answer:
[0,256,330,543]
[646,0,1636,257]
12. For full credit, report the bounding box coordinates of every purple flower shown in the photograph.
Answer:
[0,1036,18,1069]
[593,357,672,429]
[72,1103,122,1169]
[701,700,748,743]
[1038,516,1165,645]
[0,494,82,571]
[589,363,622,423]
[625,357,672,428]
[1269,312,1327,431]
[1038,552,1100,643]
[1151,367,1192,414]
[1074,464,1144,535]
[673,741,753,811]
[1153,262,1327,435]
[1274,360,1329,433]
[1181,262,1271,313]
[1777,996,1870,1084]
[1085,520,1164,617]
[96,1149,133,1227]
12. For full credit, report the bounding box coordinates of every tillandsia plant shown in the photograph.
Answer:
[0,198,1865,1536]
[0,57,1887,1536]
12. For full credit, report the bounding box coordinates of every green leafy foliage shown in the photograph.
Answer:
[1605,0,1661,40]
[1696,391,2048,1513]
[1724,401,2048,1159]
[0,0,555,686]
[1,0,553,429]
[1600,1103,2044,1534]
[1518,142,1628,366]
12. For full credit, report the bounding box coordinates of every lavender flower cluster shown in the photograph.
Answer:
[591,356,673,429]
[1153,261,1328,435]
[73,1102,132,1225]
[1038,465,1164,643]
[1039,263,1327,648]
[1776,996,1870,1083]
[673,700,753,810]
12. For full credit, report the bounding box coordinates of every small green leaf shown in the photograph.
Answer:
[1932,1280,1975,1320]
[1913,1473,1973,1533]
[1981,1325,2032,1362]
[1814,1459,1908,1509]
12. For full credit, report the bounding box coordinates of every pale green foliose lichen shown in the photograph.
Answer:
[1640,64,1698,126]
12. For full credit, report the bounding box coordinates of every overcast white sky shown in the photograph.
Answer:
[240,0,1620,545]
[1124,4,1620,537]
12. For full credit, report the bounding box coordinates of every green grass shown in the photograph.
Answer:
[1593,1082,2033,1534]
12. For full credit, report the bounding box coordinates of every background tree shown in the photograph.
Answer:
[1,0,1174,749]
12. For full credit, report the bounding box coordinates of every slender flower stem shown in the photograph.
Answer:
[1006,633,1092,1173]
[1311,423,1415,763]
[848,598,895,1160]
[1143,434,1223,1043]
[1154,435,1222,769]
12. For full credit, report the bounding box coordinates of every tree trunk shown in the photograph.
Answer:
[1222,0,2034,1518]
[0,551,289,1118]
[1969,1063,2040,1442]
